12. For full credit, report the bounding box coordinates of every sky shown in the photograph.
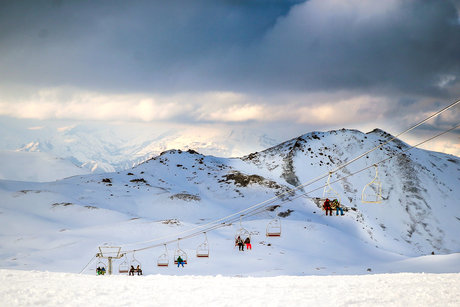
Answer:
[0,0,460,159]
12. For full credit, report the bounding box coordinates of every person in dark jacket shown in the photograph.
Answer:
[244,237,252,250]
[177,256,185,267]
[129,265,135,276]
[323,198,333,216]
[236,236,244,251]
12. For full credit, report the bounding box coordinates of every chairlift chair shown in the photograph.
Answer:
[130,252,142,272]
[157,245,169,267]
[266,218,281,237]
[95,259,107,275]
[174,239,188,265]
[361,164,383,204]
[196,233,210,258]
[118,254,129,274]
[323,172,341,204]
[234,216,251,243]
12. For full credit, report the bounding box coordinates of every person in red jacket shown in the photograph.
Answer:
[323,198,333,216]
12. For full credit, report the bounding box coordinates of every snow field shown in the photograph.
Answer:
[1,269,459,307]
[0,151,88,182]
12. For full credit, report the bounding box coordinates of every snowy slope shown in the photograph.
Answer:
[1,269,459,307]
[235,129,460,255]
[0,150,89,182]
[0,128,459,277]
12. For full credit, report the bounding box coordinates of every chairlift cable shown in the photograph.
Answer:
[79,254,96,274]
[304,122,460,197]
[278,99,460,202]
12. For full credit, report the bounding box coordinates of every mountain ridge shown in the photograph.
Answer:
[0,128,459,275]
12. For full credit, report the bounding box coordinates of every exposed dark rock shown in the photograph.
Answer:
[130,178,147,183]
[169,193,201,201]
[51,202,73,207]
[278,209,294,217]
[222,171,283,190]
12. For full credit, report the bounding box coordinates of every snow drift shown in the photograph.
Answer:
[1,269,459,307]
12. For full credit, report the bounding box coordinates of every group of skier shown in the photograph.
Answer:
[96,266,106,275]
[322,198,344,216]
[235,236,252,251]
[129,265,142,276]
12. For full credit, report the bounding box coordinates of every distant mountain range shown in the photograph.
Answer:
[5,123,280,173]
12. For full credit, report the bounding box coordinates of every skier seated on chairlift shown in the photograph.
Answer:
[236,236,244,251]
[129,265,135,276]
[332,199,344,216]
[136,265,142,275]
[177,256,185,267]
[244,237,252,250]
[323,198,333,216]
[97,266,106,275]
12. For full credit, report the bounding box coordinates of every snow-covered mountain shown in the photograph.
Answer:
[1,120,280,173]
[0,150,89,182]
[0,128,458,276]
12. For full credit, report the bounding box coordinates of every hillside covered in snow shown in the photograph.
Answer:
[0,128,459,276]
[0,150,89,182]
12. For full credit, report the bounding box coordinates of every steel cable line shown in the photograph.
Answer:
[79,254,97,274]
[304,122,460,197]
[277,99,460,202]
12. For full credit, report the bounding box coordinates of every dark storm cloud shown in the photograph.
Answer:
[0,0,459,97]
[0,0,303,91]
[250,0,460,96]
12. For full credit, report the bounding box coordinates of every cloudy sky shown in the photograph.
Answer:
[1,0,459,158]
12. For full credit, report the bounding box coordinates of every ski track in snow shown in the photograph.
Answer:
[0,270,459,307]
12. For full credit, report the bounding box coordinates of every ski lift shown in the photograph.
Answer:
[266,218,281,237]
[95,259,107,275]
[174,239,188,265]
[234,216,250,243]
[323,172,341,203]
[130,252,142,271]
[118,254,129,274]
[196,233,210,258]
[157,244,169,267]
[361,164,383,204]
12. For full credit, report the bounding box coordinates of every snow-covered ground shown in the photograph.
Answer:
[1,269,459,307]
[0,150,88,182]
[0,129,459,274]
[0,128,459,305]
